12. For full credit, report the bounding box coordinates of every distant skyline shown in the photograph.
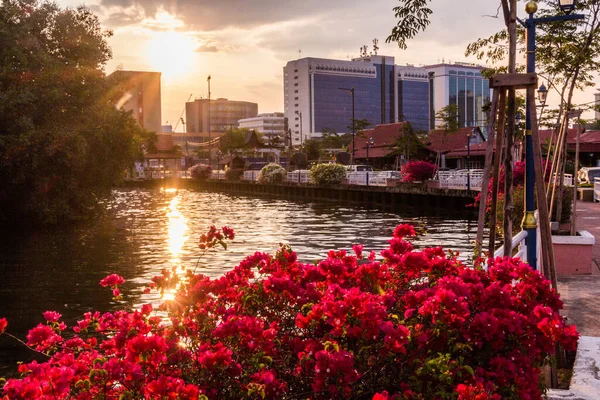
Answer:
[57,0,599,131]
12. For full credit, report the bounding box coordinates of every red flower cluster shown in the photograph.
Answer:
[0,225,577,399]
[401,161,437,183]
[199,225,235,250]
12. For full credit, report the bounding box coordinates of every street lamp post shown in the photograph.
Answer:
[207,75,212,166]
[295,110,303,149]
[216,150,222,179]
[467,129,474,191]
[338,87,355,164]
[366,137,374,186]
[519,0,583,270]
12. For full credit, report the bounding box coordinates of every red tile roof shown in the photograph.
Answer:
[349,122,411,159]
[426,127,484,153]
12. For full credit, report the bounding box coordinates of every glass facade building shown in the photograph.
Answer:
[284,58,489,141]
[398,80,430,132]
[446,69,490,128]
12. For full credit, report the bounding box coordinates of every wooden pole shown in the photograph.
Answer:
[488,91,508,256]
[503,88,516,257]
[571,110,582,235]
[475,90,500,259]
[528,88,557,289]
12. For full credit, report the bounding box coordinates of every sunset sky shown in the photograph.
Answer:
[57,0,598,131]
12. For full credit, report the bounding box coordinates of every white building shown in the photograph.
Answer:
[238,112,286,142]
[425,62,491,130]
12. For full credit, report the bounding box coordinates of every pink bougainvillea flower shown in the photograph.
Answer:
[393,224,416,238]
[100,273,125,287]
[42,311,61,323]
[0,317,7,335]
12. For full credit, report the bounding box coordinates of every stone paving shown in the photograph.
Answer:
[556,200,600,337]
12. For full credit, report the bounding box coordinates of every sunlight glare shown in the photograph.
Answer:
[167,196,188,261]
[145,29,197,79]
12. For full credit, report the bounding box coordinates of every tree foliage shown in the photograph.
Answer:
[218,128,251,155]
[387,0,433,49]
[0,0,154,225]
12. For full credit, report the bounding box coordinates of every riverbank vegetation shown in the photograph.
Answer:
[0,0,154,225]
[0,225,577,399]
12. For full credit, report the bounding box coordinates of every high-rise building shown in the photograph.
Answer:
[109,70,162,134]
[283,56,395,145]
[238,112,286,141]
[283,56,490,143]
[425,63,491,130]
[396,65,430,132]
[185,98,258,133]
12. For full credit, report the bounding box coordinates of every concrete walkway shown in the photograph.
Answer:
[557,200,600,337]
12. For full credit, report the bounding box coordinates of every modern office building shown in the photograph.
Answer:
[396,65,430,132]
[426,63,491,130]
[283,57,489,142]
[109,70,162,134]
[185,98,258,133]
[238,112,286,141]
[283,55,395,145]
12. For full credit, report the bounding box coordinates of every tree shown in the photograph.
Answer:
[391,122,428,161]
[350,119,372,136]
[0,0,154,225]
[435,104,460,133]
[303,139,323,161]
[218,128,250,155]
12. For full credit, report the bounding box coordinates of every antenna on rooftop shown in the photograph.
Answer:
[372,38,379,55]
[298,49,302,58]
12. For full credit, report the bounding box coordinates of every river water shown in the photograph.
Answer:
[0,188,476,374]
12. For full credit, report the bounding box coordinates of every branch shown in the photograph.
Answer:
[482,5,502,19]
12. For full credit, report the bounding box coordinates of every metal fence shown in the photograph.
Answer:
[438,171,484,191]
[285,171,311,184]
[595,177,600,202]
[210,170,226,180]
[346,171,399,186]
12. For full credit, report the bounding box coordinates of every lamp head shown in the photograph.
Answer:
[515,113,522,123]
[537,83,548,105]
[525,1,538,14]
[559,0,576,15]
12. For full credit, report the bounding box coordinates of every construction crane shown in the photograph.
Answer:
[174,94,193,132]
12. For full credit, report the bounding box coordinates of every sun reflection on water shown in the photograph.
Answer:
[166,195,188,262]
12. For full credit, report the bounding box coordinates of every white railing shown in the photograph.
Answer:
[594,177,600,202]
[551,173,573,187]
[346,171,400,186]
[438,171,484,191]
[210,170,226,180]
[242,170,260,181]
[286,170,311,184]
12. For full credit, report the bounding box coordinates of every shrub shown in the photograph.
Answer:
[257,163,287,184]
[310,163,347,185]
[225,168,244,181]
[189,163,212,180]
[0,225,577,399]
[401,161,437,182]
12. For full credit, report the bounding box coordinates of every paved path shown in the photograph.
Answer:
[557,200,600,336]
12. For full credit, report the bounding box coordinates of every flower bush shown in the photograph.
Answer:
[401,161,437,183]
[189,164,212,180]
[310,163,347,185]
[0,225,578,399]
[257,163,287,184]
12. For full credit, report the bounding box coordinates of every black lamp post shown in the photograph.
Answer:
[467,129,474,190]
[295,110,303,149]
[338,87,355,164]
[518,0,583,270]
[366,137,374,186]
[216,150,222,179]
[207,75,211,166]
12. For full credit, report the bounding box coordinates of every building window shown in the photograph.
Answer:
[294,83,298,87]
[294,90,298,93]
[295,124,299,127]
[294,76,298,80]
[294,97,298,100]
[295,104,298,107]
[294,69,298,73]
[295,117,299,120]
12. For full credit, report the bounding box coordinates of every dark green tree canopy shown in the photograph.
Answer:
[0,0,153,225]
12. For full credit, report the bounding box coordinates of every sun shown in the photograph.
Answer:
[145,31,197,80]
